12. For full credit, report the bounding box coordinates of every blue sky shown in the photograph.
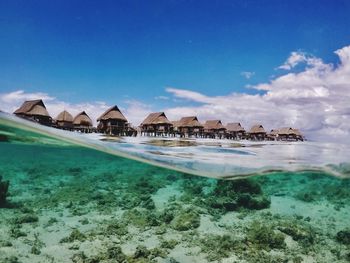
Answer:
[1,0,350,142]
[1,0,350,106]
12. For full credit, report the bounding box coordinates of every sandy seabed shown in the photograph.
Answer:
[0,142,350,263]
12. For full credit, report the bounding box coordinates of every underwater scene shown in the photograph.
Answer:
[1,116,350,263]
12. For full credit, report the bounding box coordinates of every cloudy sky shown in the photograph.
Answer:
[1,1,350,142]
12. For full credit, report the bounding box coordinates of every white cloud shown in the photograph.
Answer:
[165,45,350,143]
[1,45,350,142]
[0,90,55,113]
[0,90,151,127]
[240,71,255,79]
[277,51,325,70]
[122,100,153,127]
[154,96,169,100]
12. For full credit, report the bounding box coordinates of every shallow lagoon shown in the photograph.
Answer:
[0,116,350,262]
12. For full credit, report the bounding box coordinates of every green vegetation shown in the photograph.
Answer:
[336,229,350,245]
[247,221,286,250]
[194,178,271,215]
[31,234,44,255]
[14,214,39,224]
[199,234,241,261]
[122,209,161,229]
[105,219,128,236]
[160,239,179,250]
[104,246,127,262]
[0,141,349,263]
[1,256,20,263]
[278,221,316,247]
[60,229,86,243]
[0,175,9,207]
[171,209,201,231]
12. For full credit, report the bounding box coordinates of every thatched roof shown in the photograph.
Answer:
[171,120,181,127]
[73,111,93,126]
[278,127,296,135]
[14,100,51,117]
[226,122,245,132]
[269,129,279,136]
[56,110,73,122]
[204,120,225,130]
[97,105,127,122]
[249,124,266,134]
[141,112,171,125]
[278,127,303,137]
[177,116,203,128]
[292,129,302,137]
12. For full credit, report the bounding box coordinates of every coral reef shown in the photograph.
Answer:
[105,219,128,236]
[205,178,271,213]
[199,234,241,261]
[277,221,316,247]
[104,246,126,262]
[336,229,350,245]
[171,209,200,231]
[60,229,86,243]
[14,214,39,224]
[247,221,286,250]
[0,175,9,207]
[0,141,349,263]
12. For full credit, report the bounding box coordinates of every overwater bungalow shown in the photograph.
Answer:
[278,127,304,141]
[293,129,304,141]
[267,129,279,141]
[226,122,246,140]
[248,124,266,141]
[97,105,128,136]
[13,99,52,126]
[203,120,226,139]
[73,111,93,133]
[125,124,138,137]
[140,112,173,136]
[171,120,181,135]
[176,116,203,137]
[55,110,73,130]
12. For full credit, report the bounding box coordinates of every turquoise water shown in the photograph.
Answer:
[0,115,350,262]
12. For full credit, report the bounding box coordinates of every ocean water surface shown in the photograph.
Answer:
[0,113,350,263]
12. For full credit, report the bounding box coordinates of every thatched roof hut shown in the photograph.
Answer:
[203,120,226,138]
[204,120,225,130]
[141,112,171,125]
[226,122,245,139]
[97,106,128,135]
[140,112,172,136]
[55,110,73,129]
[14,99,51,118]
[277,127,304,141]
[278,127,296,135]
[97,105,127,122]
[249,124,266,134]
[226,123,245,132]
[248,124,266,140]
[171,120,181,132]
[56,110,73,123]
[177,116,203,128]
[172,116,203,137]
[73,111,93,127]
[270,129,279,136]
[293,129,302,137]
[13,99,52,125]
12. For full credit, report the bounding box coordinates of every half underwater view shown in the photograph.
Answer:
[1,1,350,263]
[0,114,350,263]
